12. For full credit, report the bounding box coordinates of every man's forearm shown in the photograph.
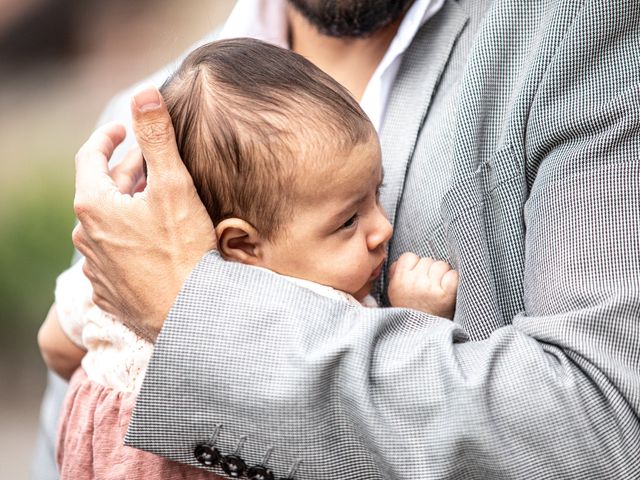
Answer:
[126,252,639,479]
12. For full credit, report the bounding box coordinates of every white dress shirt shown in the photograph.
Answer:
[218,0,444,132]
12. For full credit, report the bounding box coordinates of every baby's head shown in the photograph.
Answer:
[161,38,391,299]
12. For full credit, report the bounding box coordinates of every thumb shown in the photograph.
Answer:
[130,85,188,185]
[441,269,459,297]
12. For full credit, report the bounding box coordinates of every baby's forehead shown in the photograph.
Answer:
[293,137,382,197]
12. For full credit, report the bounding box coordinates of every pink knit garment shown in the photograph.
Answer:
[57,368,224,480]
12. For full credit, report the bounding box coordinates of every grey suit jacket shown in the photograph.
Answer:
[87,0,640,478]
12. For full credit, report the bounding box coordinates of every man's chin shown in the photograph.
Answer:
[287,0,415,38]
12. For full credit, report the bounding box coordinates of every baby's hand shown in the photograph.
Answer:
[387,253,459,319]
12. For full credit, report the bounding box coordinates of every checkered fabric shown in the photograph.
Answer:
[121,0,639,478]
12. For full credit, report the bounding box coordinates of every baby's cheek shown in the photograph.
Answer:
[340,257,373,293]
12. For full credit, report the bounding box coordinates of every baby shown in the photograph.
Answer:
[38,38,458,480]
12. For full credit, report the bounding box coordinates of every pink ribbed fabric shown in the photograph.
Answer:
[57,369,224,480]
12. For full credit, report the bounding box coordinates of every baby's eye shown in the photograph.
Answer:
[341,213,359,229]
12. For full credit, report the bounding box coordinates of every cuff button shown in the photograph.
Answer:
[194,443,221,467]
[247,464,274,480]
[221,454,247,477]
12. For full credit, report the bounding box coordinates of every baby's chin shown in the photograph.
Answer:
[352,282,373,302]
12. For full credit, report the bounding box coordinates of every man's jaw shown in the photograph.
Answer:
[286,0,415,38]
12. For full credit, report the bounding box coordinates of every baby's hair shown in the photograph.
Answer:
[160,37,374,239]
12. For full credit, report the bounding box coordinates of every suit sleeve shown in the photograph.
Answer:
[126,2,640,479]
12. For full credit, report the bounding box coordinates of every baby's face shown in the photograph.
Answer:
[260,136,392,300]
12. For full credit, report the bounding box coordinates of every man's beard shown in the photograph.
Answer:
[288,0,415,38]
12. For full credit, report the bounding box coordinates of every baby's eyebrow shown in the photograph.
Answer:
[330,167,384,222]
[333,193,368,221]
[336,195,367,218]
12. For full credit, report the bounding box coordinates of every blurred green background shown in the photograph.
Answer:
[0,0,233,477]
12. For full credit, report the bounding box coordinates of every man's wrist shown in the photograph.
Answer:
[140,249,215,343]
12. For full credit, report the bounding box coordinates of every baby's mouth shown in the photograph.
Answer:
[370,258,386,280]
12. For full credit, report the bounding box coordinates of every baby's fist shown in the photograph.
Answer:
[387,253,458,319]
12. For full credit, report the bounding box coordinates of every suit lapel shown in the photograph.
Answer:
[379,0,469,226]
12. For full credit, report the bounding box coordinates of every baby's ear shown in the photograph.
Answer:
[215,218,262,265]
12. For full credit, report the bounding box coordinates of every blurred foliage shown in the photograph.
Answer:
[0,167,75,355]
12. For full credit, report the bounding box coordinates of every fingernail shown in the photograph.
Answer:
[133,85,161,112]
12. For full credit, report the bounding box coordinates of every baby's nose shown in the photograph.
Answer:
[368,210,393,250]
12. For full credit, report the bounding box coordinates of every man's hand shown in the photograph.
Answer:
[72,86,216,341]
[387,253,458,319]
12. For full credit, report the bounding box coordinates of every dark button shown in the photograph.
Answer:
[247,464,275,480]
[194,443,221,467]
[221,454,247,477]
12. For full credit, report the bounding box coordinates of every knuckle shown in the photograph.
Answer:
[113,170,134,191]
[73,193,95,222]
[71,224,84,246]
[74,243,89,258]
[74,145,87,164]
[137,121,173,146]
[92,292,105,309]
[81,261,93,280]
[73,194,86,217]
[398,252,415,264]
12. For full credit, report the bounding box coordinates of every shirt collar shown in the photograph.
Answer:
[218,0,289,47]
[375,0,445,78]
